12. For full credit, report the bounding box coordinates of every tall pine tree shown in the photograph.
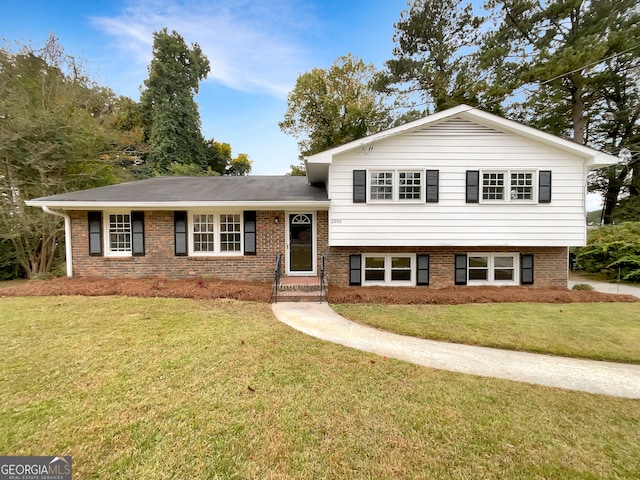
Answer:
[140,28,210,174]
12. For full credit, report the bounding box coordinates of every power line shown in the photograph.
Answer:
[536,43,640,87]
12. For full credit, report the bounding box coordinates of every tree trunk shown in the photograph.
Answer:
[571,83,586,144]
[602,166,629,224]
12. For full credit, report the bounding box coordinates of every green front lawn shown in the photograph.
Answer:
[1,297,639,479]
[333,303,640,363]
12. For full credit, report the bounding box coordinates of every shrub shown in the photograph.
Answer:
[573,222,640,282]
[572,283,594,291]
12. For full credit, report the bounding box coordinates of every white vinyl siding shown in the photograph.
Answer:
[327,118,589,247]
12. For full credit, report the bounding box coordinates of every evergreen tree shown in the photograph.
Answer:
[140,28,210,174]
[373,0,497,114]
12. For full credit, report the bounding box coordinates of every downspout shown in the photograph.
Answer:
[42,206,73,278]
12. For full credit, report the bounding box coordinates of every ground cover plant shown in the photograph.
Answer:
[332,303,640,364]
[1,296,639,479]
[2,276,638,304]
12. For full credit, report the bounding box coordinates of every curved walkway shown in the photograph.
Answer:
[272,302,640,399]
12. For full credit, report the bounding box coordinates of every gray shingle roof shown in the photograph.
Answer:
[27,176,328,206]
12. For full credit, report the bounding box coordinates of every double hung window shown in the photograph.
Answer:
[369,170,423,202]
[482,171,535,202]
[363,254,414,285]
[467,254,517,284]
[108,214,131,253]
[191,212,242,255]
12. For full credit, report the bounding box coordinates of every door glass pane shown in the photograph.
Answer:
[290,214,313,271]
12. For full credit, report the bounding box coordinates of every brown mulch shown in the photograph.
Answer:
[1,277,638,304]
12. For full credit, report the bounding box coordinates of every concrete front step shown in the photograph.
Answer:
[274,276,326,302]
[273,287,325,303]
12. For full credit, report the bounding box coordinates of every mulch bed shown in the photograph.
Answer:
[1,277,638,304]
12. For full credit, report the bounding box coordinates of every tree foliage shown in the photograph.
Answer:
[573,223,640,282]
[140,28,210,174]
[0,36,133,277]
[373,0,497,113]
[280,54,391,156]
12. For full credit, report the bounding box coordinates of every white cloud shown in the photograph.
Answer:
[90,0,316,98]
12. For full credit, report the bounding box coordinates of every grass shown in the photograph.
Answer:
[333,303,640,364]
[1,296,639,479]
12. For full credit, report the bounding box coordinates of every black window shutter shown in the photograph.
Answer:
[417,255,430,285]
[539,170,552,203]
[426,170,439,203]
[244,211,257,256]
[349,254,362,286]
[521,254,534,285]
[455,254,468,285]
[466,171,479,203]
[174,211,188,256]
[88,211,103,256]
[353,170,366,203]
[131,211,145,256]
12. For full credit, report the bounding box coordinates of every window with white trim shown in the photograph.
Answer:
[107,213,131,255]
[370,172,393,200]
[190,212,243,255]
[220,214,241,252]
[468,253,518,285]
[369,170,423,202]
[363,254,415,285]
[193,214,216,252]
[482,170,535,202]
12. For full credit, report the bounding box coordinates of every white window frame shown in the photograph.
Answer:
[362,254,416,286]
[189,211,243,256]
[104,211,132,257]
[481,170,536,203]
[368,170,424,203]
[467,253,519,285]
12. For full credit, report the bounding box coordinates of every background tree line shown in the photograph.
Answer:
[1,30,250,279]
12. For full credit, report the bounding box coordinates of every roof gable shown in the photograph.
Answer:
[304,105,618,184]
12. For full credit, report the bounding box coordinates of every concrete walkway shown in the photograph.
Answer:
[272,302,640,399]
[569,273,640,298]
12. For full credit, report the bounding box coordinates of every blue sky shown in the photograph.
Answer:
[4,0,409,175]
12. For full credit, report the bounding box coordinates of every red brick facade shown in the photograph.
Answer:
[69,210,566,288]
[70,210,329,282]
[325,246,568,288]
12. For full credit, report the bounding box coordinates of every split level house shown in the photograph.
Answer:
[26,105,617,290]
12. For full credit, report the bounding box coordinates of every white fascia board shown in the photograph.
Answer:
[24,200,332,210]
